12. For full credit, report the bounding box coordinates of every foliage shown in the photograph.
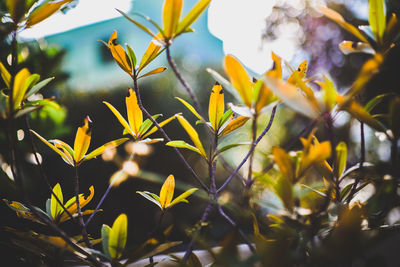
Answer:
[0,0,400,266]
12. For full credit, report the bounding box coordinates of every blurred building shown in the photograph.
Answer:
[43,0,223,91]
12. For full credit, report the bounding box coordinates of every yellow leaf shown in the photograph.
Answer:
[162,0,183,38]
[318,6,369,43]
[299,141,331,176]
[219,116,249,136]
[339,41,375,55]
[108,31,132,75]
[369,0,386,44]
[104,101,134,137]
[267,52,282,79]
[263,75,319,119]
[30,130,74,166]
[176,97,203,121]
[176,115,207,158]
[287,60,307,84]
[109,213,128,259]
[176,0,211,35]
[335,142,347,178]
[53,140,74,165]
[138,67,167,79]
[208,82,224,130]
[84,138,129,161]
[224,55,253,107]
[159,174,175,208]
[59,186,94,223]
[74,116,92,164]
[272,147,295,182]
[50,183,63,221]
[6,0,26,23]
[26,0,73,28]
[126,89,142,136]
[255,81,275,112]
[139,35,163,73]
[12,68,31,110]
[0,61,11,88]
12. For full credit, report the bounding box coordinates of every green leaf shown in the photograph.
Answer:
[389,97,400,140]
[219,109,234,128]
[25,77,54,98]
[169,188,198,208]
[101,224,112,259]
[334,142,347,178]
[116,9,159,40]
[0,61,11,88]
[109,213,128,259]
[136,191,162,209]
[14,106,41,118]
[126,44,137,69]
[138,114,162,137]
[369,0,386,44]
[176,0,211,35]
[216,142,251,154]
[131,12,165,37]
[50,183,63,221]
[166,140,202,156]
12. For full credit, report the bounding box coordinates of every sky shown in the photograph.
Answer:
[19,0,304,74]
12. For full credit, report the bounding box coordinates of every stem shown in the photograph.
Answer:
[84,182,113,228]
[392,138,399,188]
[131,70,208,191]
[73,166,92,248]
[183,202,213,261]
[324,112,339,201]
[217,105,277,193]
[165,45,204,118]
[149,211,165,264]
[247,114,258,184]
[346,121,365,203]
[24,117,75,222]
[217,203,255,253]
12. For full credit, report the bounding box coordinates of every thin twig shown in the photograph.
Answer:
[247,114,258,183]
[217,105,277,193]
[346,121,365,203]
[74,166,92,248]
[324,112,339,201]
[131,70,208,191]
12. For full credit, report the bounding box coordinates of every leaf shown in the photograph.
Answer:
[13,106,41,118]
[0,61,11,88]
[104,101,134,137]
[6,0,26,23]
[176,0,212,35]
[51,139,74,160]
[26,0,73,28]
[272,147,295,182]
[274,175,294,211]
[138,67,167,79]
[109,214,128,260]
[216,142,251,154]
[208,82,224,130]
[159,174,175,209]
[219,109,234,127]
[287,60,307,84]
[25,77,55,98]
[206,68,242,102]
[126,88,142,136]
[84,138,129,161]
[219,116,249,136]
[59,186,95,223]
[126,44,137,69]
[263,75,319,119]
[318,6,369,43]
[136,191,162,209]
[137,114,162,137]
[108,31,132,75]
[319,75,338,112]
[364,94,388,112]
[141,241,182,259]
[335,142,347,178]
[138,35,164,73]
[340,99,385,132]
[30,130,74,166]
[254,80,275,112]
[389,97,400,140]
[166,140,202,156]
[50,183,63,221]
[369,0,386,44]
[175,97,203,121]
[73,116,92,163]
[162,0,183,38]
[169,188,198,208]
[223,55,253,107]
[12,68,31,110]
[339,41,375,55]
[299,141,332,176]
[101,224,112,259]
[117,9,159,40]
[228,104,253,117]
[141,114,177,138]
[176,115,207,158]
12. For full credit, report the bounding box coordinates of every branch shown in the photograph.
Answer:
[217,105,277,193]
[74,167,92,248]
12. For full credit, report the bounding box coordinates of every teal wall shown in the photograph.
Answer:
[44,0,223,91]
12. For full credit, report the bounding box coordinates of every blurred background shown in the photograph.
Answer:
[1,0,399,264]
